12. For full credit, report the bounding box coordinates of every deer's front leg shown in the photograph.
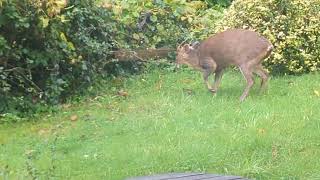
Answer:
[201,58,217,93]
[212,68,224,92]
[203,70,214,92]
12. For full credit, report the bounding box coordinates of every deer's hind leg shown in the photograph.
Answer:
[254,65,269,93]
[239,65,255,102]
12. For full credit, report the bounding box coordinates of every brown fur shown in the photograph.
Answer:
[176,29,273,102]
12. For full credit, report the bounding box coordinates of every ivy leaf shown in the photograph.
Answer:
[82,63,88,70]
[150,15,158,22]
[133,33,140,40]
[132,11,139,18]
[156,24,164,32]
[39,16,49,28]
[67,42,75,51]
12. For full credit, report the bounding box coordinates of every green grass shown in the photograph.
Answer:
[1,68,320,179]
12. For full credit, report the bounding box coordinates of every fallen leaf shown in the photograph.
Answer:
[272,145,278,160]
[70,115,78,121]
[314,90,320,97]
[288,81,294,85]
[181,79,193,84]
[155,79,163,91]
[93,153,98,159]
[112,77,124,87]
[25,149,35,156]
[117,90,129,97]
[63,104,71,109]
[38,128,50,136]
[258,128,266,135]
[183,88,194,95]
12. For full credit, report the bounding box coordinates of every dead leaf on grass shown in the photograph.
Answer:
[155,79,163,90]
[117,90,129,97]
[25,149,35,156]
[70,115,78,122]
[288,81,294,86]
[258,128,266,135]
[183,88,194,95]
[180,78,193,84]
[272,145,278,160]
[62,104,71,109]
[38,128,51,136]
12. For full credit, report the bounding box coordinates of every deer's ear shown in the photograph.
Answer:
[183,44,191,52]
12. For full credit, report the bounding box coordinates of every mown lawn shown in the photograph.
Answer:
[1,68,320,180]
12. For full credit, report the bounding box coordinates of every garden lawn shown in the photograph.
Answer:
[1,69,320,180]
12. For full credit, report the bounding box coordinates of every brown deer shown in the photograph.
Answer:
[176,29,273,102]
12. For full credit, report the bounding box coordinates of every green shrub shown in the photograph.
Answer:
[202,0,233,7]
[188,5,224,39]
[216,0,320,74]
[100,0,225,49]
[0,0,121,115]
[0,0,224,117]
[100,0,193,49]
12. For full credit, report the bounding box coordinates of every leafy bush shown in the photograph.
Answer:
[100,0,194,49]
[0,0,225,117]
[188,5,224,39]
[216,0,320,74]
[100,0,225,48]
[202,0,233,7]
[0,0,120,115]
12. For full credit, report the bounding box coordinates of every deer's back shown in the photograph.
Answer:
[199,29,271,67]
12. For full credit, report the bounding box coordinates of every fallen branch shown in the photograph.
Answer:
[112,48,175,61]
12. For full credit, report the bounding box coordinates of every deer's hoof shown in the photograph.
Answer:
[239,96,247,102]
[209,89,216,94]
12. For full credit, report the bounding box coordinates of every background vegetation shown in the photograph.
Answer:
[0,0,122,115]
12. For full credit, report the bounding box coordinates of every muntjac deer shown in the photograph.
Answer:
[176,29,273,102]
